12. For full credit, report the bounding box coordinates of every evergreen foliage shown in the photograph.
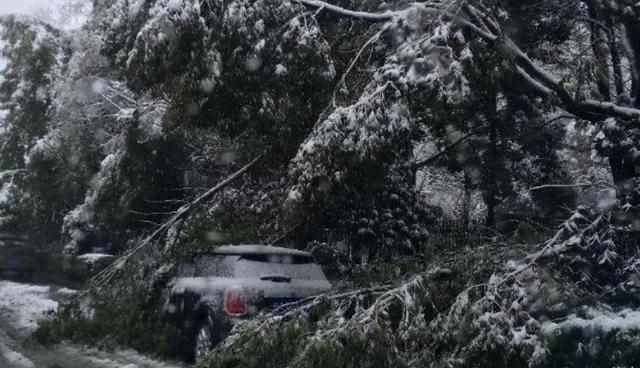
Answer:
[6,0,640,365]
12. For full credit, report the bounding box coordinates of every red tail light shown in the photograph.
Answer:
[224,286,247,315]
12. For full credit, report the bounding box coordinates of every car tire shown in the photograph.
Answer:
[193,314,225,364]
[194,318,216,364]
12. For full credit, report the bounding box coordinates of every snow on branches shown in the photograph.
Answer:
[209,205,640,367]
[123,0,221,92]
[288,82,411,202]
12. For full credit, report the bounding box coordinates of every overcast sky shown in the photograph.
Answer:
[0,0,58,15]
[0,0,89,29]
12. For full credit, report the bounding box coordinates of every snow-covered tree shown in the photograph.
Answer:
[0,16,69,243]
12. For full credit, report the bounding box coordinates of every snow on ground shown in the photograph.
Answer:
[0,279,188,368]
[0,345,34,368]
[49,346,188,368]
[0,338,35,368]
[0,280,58,334]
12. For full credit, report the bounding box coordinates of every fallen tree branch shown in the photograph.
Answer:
[297,0,396,22]
[0,169,26,180]
[332,25,389,106]
[529,181,615,191]
[87,153,265,289]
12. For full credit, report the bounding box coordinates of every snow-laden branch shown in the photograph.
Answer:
[0,169,26,180]
[515,66,552,96]
[297,1,640,122]
[529,181,615,191]
[469,14,640,122]
[297,0,397,22]
[331,25,389,106]
[294,0,640,173]
[223,267,452,349]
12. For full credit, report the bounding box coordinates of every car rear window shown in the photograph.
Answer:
[179,255,235,277]
[181,252,326,281]
[238,253,315,264]
[234,253,326,280]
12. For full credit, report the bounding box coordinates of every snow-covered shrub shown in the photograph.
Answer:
[416,204,640,367]
[200,270,447,368]
[198,202,640,368]
[34,258,182,359]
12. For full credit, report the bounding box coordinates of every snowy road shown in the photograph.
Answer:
[0,280,188,368]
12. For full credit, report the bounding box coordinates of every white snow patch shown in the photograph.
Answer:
[56,287,78,297]
[77,253,114,265]
[166,0,183,11]
[542,308,640,334]
[254,39,266,52]
[287,188,302,203]
[275,64,288,76]
[91,78,107,94]
[0,281,58,333]
[0,346,34,368]
[41,345,187,368]
[254,19,265,34]
[0,182,13,205]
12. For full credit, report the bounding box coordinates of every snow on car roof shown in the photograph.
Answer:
[211,244,312,257]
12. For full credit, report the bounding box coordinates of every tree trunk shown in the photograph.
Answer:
[623,15,640,107]
[609,21,625,101]
[462,171,472,230]
[609,149,637,203]
[485,116,498,229]
[588,6,612,101]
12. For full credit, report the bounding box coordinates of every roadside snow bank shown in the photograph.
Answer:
[0,346,34,368]
[53,345,187,368]
[0,281,58,334]
[0,346,35,368]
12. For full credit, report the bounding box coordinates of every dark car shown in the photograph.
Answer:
[0,235,35,277]
[167,244,331,363]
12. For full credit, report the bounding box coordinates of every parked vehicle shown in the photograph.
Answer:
[0,235,35,278]
[167,245,331,362]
